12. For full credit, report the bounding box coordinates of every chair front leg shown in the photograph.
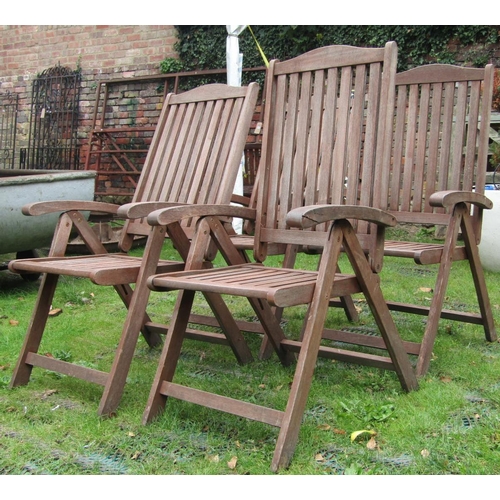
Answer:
[98,225,167,415]
[460,208,497,343]
[271,221,344,471]
[9,273,59,387]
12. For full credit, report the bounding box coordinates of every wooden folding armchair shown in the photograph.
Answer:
[374,63,497,377]
[8,82,259,415]
[139,42,418,472]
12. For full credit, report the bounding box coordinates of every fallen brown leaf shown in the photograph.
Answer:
[48,308,63,317]
[317,423,331,431]
[9,319,19,326]
[227,456,238,470]
[366,436,378,450]
[41,389,57,399]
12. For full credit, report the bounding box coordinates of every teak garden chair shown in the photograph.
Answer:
[376,63,497,376]
[138,42,418,472]
[8,82,259,415]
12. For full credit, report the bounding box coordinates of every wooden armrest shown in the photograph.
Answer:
[286,204,397,229]
[22,200,119,217]
[117,202,187,219]
[429,190,493,210]
[147,204,257,226]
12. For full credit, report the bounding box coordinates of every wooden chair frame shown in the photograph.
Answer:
[8,82,259,415]
[135,42,418,472]
[376,64,497,376]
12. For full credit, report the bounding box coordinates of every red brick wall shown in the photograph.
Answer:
[0,25,178,167]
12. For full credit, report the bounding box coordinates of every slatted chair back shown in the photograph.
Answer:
[120,83,259,250]
[253,43,398,271]
[378,63,494,236]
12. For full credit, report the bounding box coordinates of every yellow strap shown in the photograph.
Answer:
[248,26,269,68]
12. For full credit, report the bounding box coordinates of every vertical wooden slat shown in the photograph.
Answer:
[304,69,325,208]
[450,81,468,189]
[463,81,480,191]
[292,71,312,211]
[256,67,287,256]
[400,84,419,211]
[437,82,455,192]
[317,68,337,209]
[360,62,381,207]
[345,64,366,206]
[413,83,430,212]
[315,68,337,234]
[390,86,407,212]
[425,83,443,212]
[278,73,300,229]
[331,66,353,205]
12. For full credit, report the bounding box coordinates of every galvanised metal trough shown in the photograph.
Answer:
[0,169,95,256]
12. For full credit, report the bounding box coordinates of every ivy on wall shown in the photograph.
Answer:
[161,25,499,84]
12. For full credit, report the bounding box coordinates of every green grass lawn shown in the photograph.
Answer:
[1,234,500,477]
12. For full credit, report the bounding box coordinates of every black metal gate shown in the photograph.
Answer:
[23,65,81,170]
[0,92,19,169]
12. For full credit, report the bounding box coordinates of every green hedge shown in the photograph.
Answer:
[161,25,499,85]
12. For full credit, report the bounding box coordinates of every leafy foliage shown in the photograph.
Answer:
[493,69,500,112]
[163,25,500,80]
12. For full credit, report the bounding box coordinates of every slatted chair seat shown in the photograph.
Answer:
[137,42,418,472]
[149,263,360,308]
[8,82,259,416]
[383,240,468,265]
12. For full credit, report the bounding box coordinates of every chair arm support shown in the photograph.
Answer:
[147,204,257,227]
[21,200,120,217]
[117,202,187,220]
[230,193,251,207]
[429,190,493,210]
[286,204,397,229]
